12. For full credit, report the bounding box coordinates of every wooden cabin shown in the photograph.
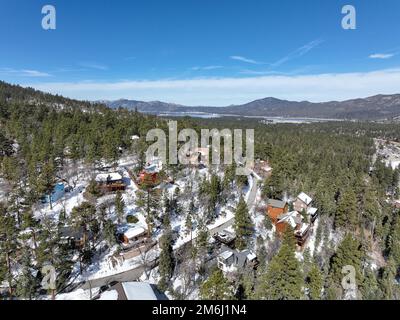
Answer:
[95,172,126,192]
[293,192,312,212]
[293,192,319,223]
[138,171,158,186]
[267,199,288,224]
[294,223,311,247]
[59,226,90,250]
[217,247,259,275]
[253,160,273,179]
[275,211,311,247]
[119,226,148,246]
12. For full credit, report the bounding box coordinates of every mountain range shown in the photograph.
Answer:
[104,94,400,120]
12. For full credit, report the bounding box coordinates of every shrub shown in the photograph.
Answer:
[126,215,139,224]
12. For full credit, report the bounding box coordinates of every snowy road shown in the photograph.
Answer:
[210,177,258,236]
[80,263,152,290]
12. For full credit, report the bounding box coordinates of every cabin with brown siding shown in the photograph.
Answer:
[267,199,288,223]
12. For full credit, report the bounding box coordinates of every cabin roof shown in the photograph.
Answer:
[219,250,234,261]
[277,211,302,229]
[99,282,168,300]
[95,172,123,183]
[297,192,313,205]
[124,226,146,239]
[268,199,287,209]
[307,207,318,215]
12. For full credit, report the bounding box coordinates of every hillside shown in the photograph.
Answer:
[0,81,105,112]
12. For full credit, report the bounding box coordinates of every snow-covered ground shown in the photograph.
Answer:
[26,151,292,299]
[374,138,400,170]
[55,288,100,300]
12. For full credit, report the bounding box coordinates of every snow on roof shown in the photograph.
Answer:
[297,192,312,205]
[99,290,119,300]
[261,165,272,172]
[307,207,318,215]
[277,211,302,229]
[298,223,310,234]
[122,282,158,300]
[124,226,146,239]
[219,250,234,261]
[390,160,400,170]
[95,172,123,182]
[247,252,257,261]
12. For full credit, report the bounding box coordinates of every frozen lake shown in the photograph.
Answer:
[155,111,343,123]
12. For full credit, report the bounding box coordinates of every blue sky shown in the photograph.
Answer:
[1,0,400,105]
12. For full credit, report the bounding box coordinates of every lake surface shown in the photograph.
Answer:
[156,111,342,123]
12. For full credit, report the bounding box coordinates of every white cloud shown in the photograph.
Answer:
[25,68,400,106]
[191,65,224,71]
[230,56,262,64]
[21,69,52,77]
[0,68,51,77]
[369,53,395,59]
[271,39,324,68]
[79,62,109,70]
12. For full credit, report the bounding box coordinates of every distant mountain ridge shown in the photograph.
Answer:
[2,81,400,120]
[104,94,400,120]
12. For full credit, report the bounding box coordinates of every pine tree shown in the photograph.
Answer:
[37,160,57,209]
[86,178,102,198]
[335,189,358,230]
[264,215,273,230]
[53,238,74,292]
[314,220,323,252]
[330,234,364,298]
[115,191,125,224]
[361,186,380,236]
[255,230,303,299]
[360,267,380,300]
[262,172,284,199]
[223,164,235,189]
[21,210,40,259]
[379,257,398,300]
[205,174,222,220]
[70,202,97,273]
[104,219,117,247]
[162,191,171,217]
[196,217,209,266]
[158,230,175,291]
[307,264,323,300]
[0,203,18,297]
[185,213,193,240]
[234,196,253,250]
[15,246,38,299]
[386,212,400,269]
[135,188,160,236]
[70,202,96,247]
[256,236,267,267]
[200,269,232,300]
